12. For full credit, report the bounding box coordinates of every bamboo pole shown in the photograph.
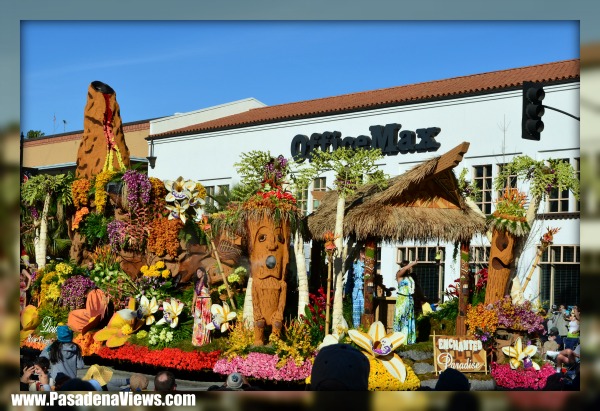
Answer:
[521,246,544,292]
[325,254,333,336]
[210,239,236,310]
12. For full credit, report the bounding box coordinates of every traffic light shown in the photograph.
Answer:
[522,81,545,140]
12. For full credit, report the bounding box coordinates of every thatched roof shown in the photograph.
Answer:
[307,142,487,244]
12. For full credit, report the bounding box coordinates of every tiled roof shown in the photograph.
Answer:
[152,59,579,139]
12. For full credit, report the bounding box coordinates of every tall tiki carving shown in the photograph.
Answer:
[247,216,290,346]
[76,81,130,179]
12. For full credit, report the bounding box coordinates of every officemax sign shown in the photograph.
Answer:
[290,123,441,162]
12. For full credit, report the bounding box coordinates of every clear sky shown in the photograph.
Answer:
[21,21,579,136]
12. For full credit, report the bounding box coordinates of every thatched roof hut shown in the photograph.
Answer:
[307,142,487,244]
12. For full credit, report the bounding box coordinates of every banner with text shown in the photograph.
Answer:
[433,335,487,373]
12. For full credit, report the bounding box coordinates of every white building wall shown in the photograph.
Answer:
[150,83,579,302]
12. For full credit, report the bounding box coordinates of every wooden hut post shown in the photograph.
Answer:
[456,242,470,336]
[361,238,377,328]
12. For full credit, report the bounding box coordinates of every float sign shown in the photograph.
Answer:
[433,335,487,373]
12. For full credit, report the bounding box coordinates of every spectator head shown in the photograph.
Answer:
[34,357,50,375]
[310,343,370,391]
[435,368,470,391]
[226,372,244,390]
[58,378,95,391]
[548,327,559,338]
[56,325,73,343]
[54,373,71,390]
[130,373,149,391]
[154,371,176,391]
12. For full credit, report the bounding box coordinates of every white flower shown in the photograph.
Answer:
[206,302,237,333]
[348,321,408,382]
[164,177,195,202]
[138,296,159,325]
[166,199,190,224]
[156,299,184,328]
[502,337,540,370]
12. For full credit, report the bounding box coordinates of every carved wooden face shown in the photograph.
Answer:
[248,219,288,281]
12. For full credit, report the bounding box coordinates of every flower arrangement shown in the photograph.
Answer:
[60,275,96,310]
[269,320,315,367]
[491,361,556,390]
[213,352,312,381]
[135,275,171,301]
[147,325,174,348]
[38,262,74,304]
[95,343,220,372]
[94,170,116,214]
[147,216,182,258]
[475,267,488,291]
[164,177,206,224]
[492,296,545,334]
[488,188,530,236]
[71,178,91,209]
[107,220,127,250]
[242,188,298,215]
[206,302,237,333]
[73,332,104,356]
[20,336,49,351]
[300,287,329,346]
[366,356,421,391]
[466,303,499,337]
[262,155,289,189]
[72,207,89,230]
[323,231,338,255]
[223,321,255,359]
[156,298,185,328]
[122,170,151,214]
[140,260,171,279]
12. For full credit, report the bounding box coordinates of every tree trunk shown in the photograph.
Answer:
[456,242,470,336]
[294,231,309,319]
[361,238,377,328]
[242,276,254,329]
[34,193,51,268]
[331,194,346,334]
[509,195,542,293]
[484,229,517,305]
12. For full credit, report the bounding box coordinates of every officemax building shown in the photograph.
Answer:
[24,59,581,307]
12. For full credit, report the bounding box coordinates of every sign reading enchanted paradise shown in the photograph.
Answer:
[433,335,487,373]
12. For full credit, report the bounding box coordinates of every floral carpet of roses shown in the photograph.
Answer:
[213,352,313,381]
[491,362,556,390]
[95,343,221,372]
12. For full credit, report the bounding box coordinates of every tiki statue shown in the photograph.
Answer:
[247,216,290,346]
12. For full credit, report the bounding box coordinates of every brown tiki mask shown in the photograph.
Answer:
[247,216,290,345]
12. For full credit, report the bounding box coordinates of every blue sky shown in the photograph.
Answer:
[21,21,579,136]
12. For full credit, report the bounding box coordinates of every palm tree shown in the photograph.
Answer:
[21,173,73,267]
[301,147,386,333]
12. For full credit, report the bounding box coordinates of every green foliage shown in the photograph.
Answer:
[26,130,45,139]
[494,155,579,202]
[457,168,482,202]
[36,304,70,328]
[234,150,275,192]
[79,213,113,249]
[21,173,74,207]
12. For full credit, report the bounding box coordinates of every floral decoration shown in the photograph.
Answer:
[73,332,104,356]
[269,320,315,367]
[94,298,143,348]
[60,275,96,310]
[300,287,329,346]
[71,178,91,209]
[213,352,312,381]
[72,207,90,230]
[206,302,237,333]
[323,231,338,255]
[156,298,184,328]
[20,305,40,342]
[148,325,174,347]
[348,321,408,382]
[466,303,499,337]
[147,216,182,258]
[502,337,540,370]
[137,295,159,325]
[491,362,556,390]
[95,343,221,372]
[140,261,171,279]
[366,356,421,391]
[492,296,545,334]
[122,170,151,214]
[488,188,530,236]
[164,177,206,223]
[94,170,116,214]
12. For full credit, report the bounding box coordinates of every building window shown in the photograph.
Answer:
[547,159,570,213]
[312,177,327,210]
[539,245,579,308]
[497,163,518,196]
[296,186,308,216]
[397,246,443,303]
[205,185,215,208]
[218,184,229,195]
[473,165,492,214]
[469,245,490,275]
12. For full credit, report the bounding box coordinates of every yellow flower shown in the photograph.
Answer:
[155,261,165,269]
[348,321,408,382]
[161,269,170,279]
[121,324,133,335]
[502,337,540,370]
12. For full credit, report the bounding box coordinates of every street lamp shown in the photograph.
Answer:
[146,139,157,169]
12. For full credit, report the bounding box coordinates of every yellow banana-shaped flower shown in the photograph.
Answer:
[348,321,408,382]
[502,337,540,370]
[206,302,237,333]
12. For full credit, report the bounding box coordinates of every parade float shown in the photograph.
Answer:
[20,81,579,391]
